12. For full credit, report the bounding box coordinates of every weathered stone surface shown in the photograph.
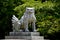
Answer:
[1,39,26,40]
[12,7,36,32]
[31,36,44,40]
[5,36,31,39]
[9,32,40,36]
[5,32,45,40]
[44,39,49,40]
[5,36,44,40]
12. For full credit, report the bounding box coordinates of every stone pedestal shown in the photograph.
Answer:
[5,32,45,40]
[9,32,40,36]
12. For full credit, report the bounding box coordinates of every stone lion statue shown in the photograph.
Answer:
[12,7,36,32]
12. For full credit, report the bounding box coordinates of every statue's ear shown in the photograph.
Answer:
[26,7,29,9]
[32,7,34,9]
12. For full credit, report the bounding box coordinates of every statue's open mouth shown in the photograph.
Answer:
[29,12,33,13]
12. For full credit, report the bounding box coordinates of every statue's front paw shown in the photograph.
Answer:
[19,30,23,32]
[33,30,37,32]
[13,30,16,32]
[25,30,29,32]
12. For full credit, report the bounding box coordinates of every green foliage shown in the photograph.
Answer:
[14,0,60,40]
[14,1,56,33]
[0,0,24,33]
[0,0,60,40]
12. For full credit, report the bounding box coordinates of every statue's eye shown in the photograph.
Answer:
[27,9,29,10]
[31,9,32,11]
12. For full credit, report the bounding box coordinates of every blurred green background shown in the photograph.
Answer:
[0,0,60,40]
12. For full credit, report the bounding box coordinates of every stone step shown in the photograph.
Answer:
[44,39,49,40]
[31,36,44,40]
[5,36,31,39]
[9,32,40,36]
[5,36,44,40]
[1,38,45,40]
[1,39,27,40]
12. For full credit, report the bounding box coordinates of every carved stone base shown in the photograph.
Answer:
[2,39,26,40]
[5,32,48,40]
[9,32,40,36]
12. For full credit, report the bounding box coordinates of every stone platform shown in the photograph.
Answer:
[5,32,49,40]
[1,39,27,40]
[9,32,40,36]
